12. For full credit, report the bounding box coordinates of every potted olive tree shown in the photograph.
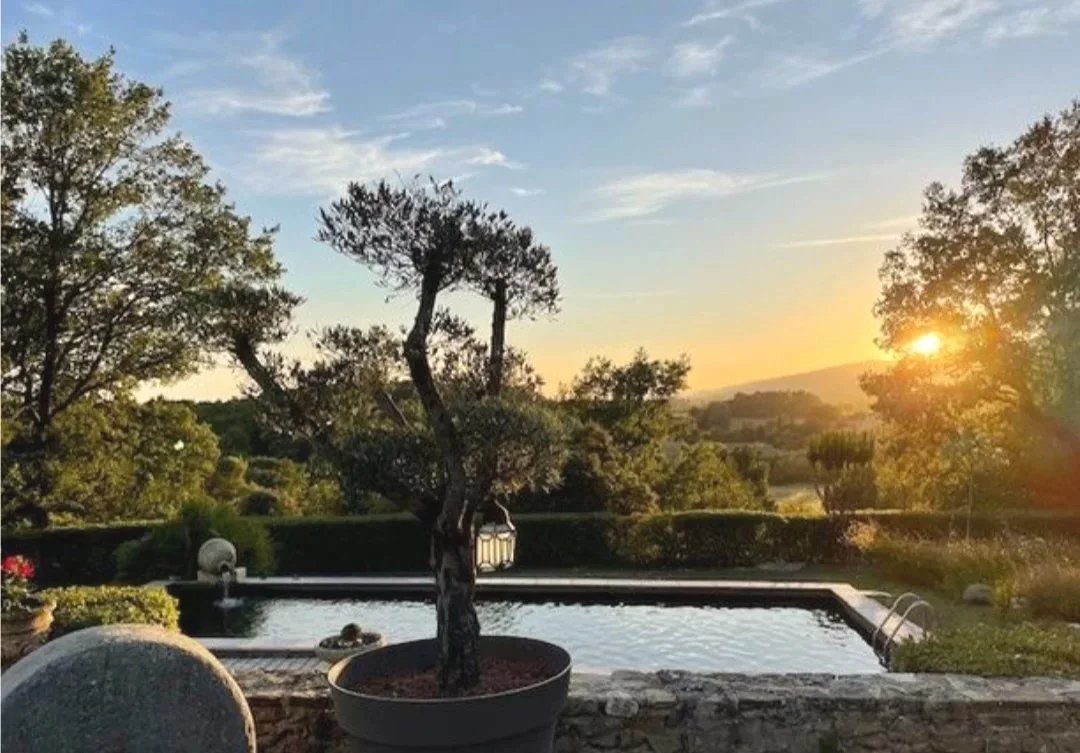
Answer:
[225,180,571,752]
[1,555,54,665]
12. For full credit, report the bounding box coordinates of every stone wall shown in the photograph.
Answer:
[234,669,1080,753]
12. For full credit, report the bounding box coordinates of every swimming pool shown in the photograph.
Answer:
[170,578,896,674]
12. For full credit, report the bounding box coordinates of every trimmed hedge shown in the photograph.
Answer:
[5,510,1080,583]
[5,522,155,585]
[41,585,180,637]
[266,514,428,573]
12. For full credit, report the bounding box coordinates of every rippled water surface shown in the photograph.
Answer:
[182,595,885,673]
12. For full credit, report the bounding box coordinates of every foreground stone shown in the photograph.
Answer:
[2,625,256,753]
[234,667,1080,753]
[962,583,994,605]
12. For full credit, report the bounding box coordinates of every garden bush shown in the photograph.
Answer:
[240,488,294,516]
[114,498,274,581]
[41,585,179,637]
[997,565,1080,622]
[851,522,1080,606]
[891,624,1080,678]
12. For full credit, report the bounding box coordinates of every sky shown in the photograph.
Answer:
[5,0,1080,400]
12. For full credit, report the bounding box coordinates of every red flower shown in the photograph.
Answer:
[2,555,35,581]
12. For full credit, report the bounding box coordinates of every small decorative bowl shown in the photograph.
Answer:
[313,632,385,664]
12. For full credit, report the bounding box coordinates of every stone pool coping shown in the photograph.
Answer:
[148,575,922,665]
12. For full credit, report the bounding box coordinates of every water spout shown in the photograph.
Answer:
[215,562,243,610]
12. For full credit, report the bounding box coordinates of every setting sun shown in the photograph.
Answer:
[910,332,942,356]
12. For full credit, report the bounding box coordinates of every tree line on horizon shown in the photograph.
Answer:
[2,35,1077,534]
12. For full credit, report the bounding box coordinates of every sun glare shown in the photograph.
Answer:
[910,332,942,356]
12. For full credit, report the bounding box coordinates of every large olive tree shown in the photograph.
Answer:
[231,179,563,691]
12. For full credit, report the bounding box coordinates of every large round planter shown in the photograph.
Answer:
[328,636,571,753]
[1,599,54,665]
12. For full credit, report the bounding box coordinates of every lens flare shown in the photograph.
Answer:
[910,332,942,356]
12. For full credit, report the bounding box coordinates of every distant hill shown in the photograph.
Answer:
[683,360,888,408]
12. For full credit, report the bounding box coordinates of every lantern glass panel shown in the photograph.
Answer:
[475,521,517,572]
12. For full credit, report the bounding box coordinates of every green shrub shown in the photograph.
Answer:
[241,488,293,516]
[115,498,274,581]
[848,523,1080,599]
[205,455,250,503]
[1000,565,1080,622]
[891,624,1080,677]
[41,585,179,637]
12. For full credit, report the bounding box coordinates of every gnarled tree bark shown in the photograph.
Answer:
[404,264,481,692]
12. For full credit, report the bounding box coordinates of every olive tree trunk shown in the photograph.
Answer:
[404,268,481,693]
[431,520,481,691]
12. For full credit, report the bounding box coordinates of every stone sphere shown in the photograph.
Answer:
[1,624,255,753]
[197,537,238,575]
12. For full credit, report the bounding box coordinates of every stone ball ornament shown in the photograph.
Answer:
[197,537,238,576]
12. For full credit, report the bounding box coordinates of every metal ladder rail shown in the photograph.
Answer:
[882,600,936,659]
[870,592,921,655]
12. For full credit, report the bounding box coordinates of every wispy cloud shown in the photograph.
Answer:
[23,3,54,16]
[858,0,999,47]
[538,78,564,94]
[675,85,717,107]
[775,233,900,248]
[176,33,330,117]
[588,168,826,221]
[238,128,517,196]
[758,47,888,88]
[385,99,523,130]
[569,37,652,96]
[467,149,521,168]
[667,37,734,78]
[984,7,1051,40]
[857,0,1080,48]
[682,0,795,28]
[510,187,545,197]
[867,213,920,229]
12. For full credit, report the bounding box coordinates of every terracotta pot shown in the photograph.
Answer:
[1,598,54,665]
[314,632,385,664]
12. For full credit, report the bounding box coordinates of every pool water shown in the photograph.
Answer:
[180,594,885,674]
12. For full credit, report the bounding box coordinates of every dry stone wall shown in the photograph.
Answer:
[234,668,1080,753]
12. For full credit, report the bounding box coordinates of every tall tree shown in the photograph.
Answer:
[566,348,690,449]
[807,431,876,514]
[1,35,286,522]
[863,102,1080,506]
[230,179,564,692]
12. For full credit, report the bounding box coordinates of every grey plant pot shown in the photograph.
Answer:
[314,633,385,664]
[327,636,572,753]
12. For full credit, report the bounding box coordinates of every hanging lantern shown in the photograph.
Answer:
[475,502,516,572]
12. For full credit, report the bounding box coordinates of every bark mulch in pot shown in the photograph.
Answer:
[347,657,552,699]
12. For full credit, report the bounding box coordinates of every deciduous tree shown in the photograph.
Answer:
[1,35,286,523]
[863,102,1080,506]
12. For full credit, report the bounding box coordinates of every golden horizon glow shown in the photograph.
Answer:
[909,332,942,357]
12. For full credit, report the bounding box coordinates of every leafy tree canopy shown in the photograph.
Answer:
[863,101,1080,506]
[1,35,290,521]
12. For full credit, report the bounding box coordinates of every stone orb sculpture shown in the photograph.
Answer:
[197,537,238,577]
[1,624,256,753]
